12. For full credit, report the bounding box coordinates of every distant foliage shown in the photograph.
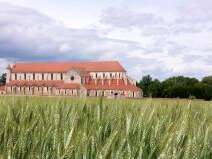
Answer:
[137,75,212,100]
[137,75,162,98]
[0,73,6,86]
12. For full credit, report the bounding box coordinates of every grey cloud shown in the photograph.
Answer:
[101,4,212,36]
[101,7,164,29]
[182,54,203,63]
[0,2,142,62]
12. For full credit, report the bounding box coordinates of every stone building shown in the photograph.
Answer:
[4,61,142,98]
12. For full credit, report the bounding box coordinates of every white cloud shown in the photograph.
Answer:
[99,4,212,80]
[0,1,211,80]
[101,7,164,29]
[0,58,11,74]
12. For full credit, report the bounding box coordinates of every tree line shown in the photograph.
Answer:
[137,75,212,100]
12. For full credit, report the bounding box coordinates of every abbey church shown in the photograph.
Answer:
[2,61,142,98]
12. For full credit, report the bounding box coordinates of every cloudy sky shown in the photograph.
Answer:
[0,0,212,80]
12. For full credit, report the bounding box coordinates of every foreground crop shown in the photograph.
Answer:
[0,97,211,158]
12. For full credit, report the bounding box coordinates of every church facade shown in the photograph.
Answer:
[4,61,142,98]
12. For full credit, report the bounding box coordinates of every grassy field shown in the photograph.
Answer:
[0,96,211,159]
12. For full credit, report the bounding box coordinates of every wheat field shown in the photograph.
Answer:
[0,96,211,159]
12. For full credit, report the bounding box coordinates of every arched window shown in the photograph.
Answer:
[70,76,74,81]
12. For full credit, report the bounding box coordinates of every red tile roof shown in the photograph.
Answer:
[84,84,140,91]
[6,80,81,90]
[84,79,140,91]
[0,85,5,91]
[6,80,63,87]
[7,79,140,91]
[57,83,81,89]
[10,61,126,73]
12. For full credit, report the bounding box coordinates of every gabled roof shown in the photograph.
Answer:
[11,61,126,73]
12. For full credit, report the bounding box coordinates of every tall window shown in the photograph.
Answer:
[51,73,53,80]
[24,73,26,80]
[15,74,17,80]
[42,74,44,80]
[61,73,63,80]
[33,73,35,80]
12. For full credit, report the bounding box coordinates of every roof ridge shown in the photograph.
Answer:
[11,60,126,73]
[14,60,120,65]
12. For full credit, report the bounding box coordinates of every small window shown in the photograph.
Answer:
[70,76,74,81]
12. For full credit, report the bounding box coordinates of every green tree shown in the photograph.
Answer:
[0,73,6,85]
[202,76,212,85]
[137,75,212,100]
[192,83,212,100]
[137,75,162,97]
[161,76,199,98]
[148,79,162,97]
[137,75,152,97]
